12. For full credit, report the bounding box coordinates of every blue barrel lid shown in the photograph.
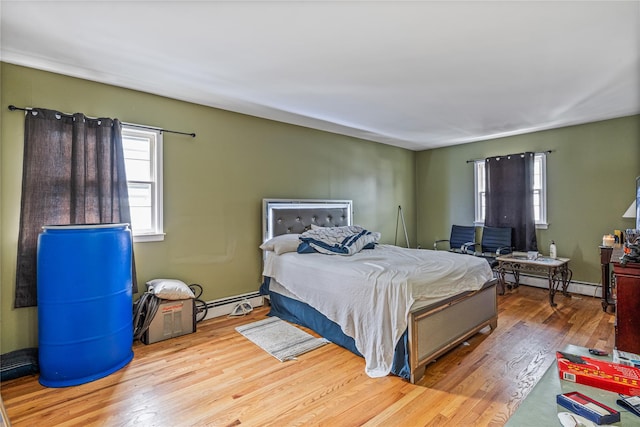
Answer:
[42,223,130,230]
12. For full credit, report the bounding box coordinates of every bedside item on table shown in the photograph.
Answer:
[602,235,615,247]
[614,229,623,244]
[550,240,557,259]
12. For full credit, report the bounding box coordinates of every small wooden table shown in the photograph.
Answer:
[496,254,572,307]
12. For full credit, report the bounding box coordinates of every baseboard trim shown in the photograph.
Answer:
[503,272,602,298]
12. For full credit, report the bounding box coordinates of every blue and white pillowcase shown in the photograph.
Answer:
[298,225,380,255]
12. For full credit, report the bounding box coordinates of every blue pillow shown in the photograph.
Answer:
[298,241,376,253]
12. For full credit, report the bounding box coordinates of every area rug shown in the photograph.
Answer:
[235,317,329,362]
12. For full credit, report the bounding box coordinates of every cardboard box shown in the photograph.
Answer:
[557,352,640,396]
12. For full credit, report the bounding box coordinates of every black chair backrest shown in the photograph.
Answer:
[481,226,512,254]
[450,225,476,250]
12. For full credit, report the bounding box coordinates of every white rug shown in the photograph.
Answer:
[235,317,329,362]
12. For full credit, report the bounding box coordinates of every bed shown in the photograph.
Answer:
[259,199,499,383]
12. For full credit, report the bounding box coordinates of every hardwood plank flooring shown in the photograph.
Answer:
[1,285,615,426]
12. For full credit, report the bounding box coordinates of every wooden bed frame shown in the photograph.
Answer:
[262,198,498,383]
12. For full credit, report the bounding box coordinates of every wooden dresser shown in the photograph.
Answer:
[613,261,640,354]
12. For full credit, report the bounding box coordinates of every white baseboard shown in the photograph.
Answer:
[201,292,264,321]
[503,272,602,298]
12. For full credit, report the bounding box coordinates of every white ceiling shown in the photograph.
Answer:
[1,1,639,151]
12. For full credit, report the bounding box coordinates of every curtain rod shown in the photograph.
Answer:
[8,105,196,138]
[466,150,553,164]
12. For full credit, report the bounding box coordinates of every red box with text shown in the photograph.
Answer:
[556,352,640,396]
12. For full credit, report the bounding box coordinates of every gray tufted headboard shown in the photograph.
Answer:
[262,199,353,241]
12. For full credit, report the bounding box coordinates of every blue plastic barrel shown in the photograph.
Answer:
[37,223,134,387]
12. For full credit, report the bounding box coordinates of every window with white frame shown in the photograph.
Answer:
[122,125,164,241]
[474,153,547,228]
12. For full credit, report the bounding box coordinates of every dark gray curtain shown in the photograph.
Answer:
[15,108,137,308]
[485,152,538,252]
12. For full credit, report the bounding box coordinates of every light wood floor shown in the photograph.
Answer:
[1,285,615,426]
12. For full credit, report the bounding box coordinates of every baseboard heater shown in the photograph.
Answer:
[201,291,264,320]
[505,273,601,298]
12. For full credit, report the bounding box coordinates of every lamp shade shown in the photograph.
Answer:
[623,200,636,218]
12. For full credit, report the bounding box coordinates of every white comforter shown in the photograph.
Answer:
[262,244,494,378]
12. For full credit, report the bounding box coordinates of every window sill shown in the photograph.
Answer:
[133,233,165,243]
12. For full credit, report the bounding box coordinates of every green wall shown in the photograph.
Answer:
[2,61,638,354]
[417,115,640,284]
[0,63,416,353]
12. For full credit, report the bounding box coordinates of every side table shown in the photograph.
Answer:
[496,254,572,307]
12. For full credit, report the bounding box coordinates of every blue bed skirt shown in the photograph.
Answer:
[260,278,411,379]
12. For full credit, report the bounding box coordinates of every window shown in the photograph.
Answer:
[474,153,547,228]
[122,125,164,242]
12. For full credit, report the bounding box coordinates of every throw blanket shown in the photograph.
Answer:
[299,225,381,255]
